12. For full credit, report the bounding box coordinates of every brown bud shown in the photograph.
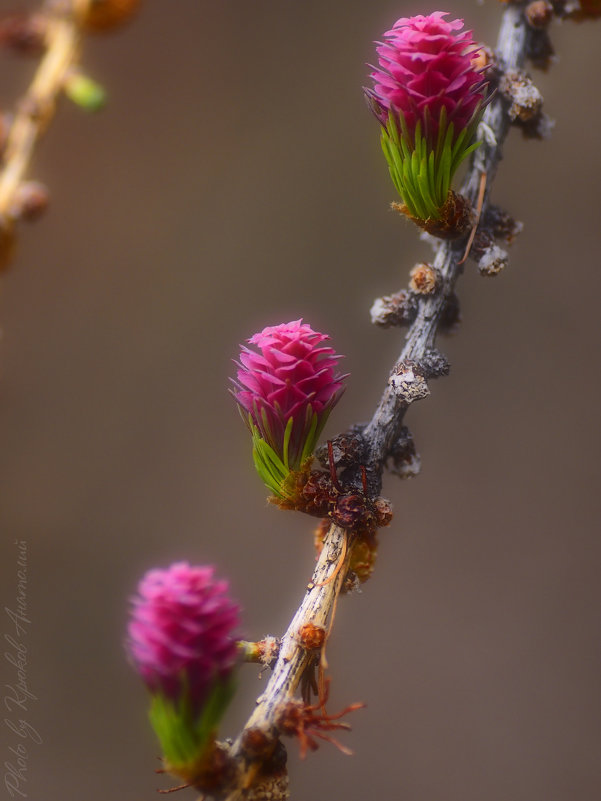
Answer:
[299,470,337,517]
[80,0,141,32]
[389,361,430,404]
[374,497,393,528]
[484,206,523,244]
[11,181,49,222]
[409,262,440,294]
[256,636,279,666]
[478,245,508,276]
[499,70,543,122]
[370,289,418,328]
[0,13,47,56]
[241,728,276,760]
[526,0,555,25]
[298,622,326,651]
[331,493,368,530]
[276,702,303,738]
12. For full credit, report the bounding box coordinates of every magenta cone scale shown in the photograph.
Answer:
[365,12,489,221]
[127,562,240,714]
[233,320,347,497]
[367,11,487,147]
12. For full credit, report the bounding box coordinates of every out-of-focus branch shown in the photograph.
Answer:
[0,0,140,270]
[0,1,91,265]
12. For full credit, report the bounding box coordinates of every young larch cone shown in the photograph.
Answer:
[126,562,240,779]
[232,320,347,499]
[365,12,489,232]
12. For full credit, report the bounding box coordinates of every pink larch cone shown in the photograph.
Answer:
[127,562,240,714]
[232,320,347,496]
[366,11,488,148]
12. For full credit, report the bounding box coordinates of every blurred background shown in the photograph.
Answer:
[0,1,600,800]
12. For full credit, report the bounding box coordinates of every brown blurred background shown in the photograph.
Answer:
[0,2,600,800]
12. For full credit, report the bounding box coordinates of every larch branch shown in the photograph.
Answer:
[225,6,533,799]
